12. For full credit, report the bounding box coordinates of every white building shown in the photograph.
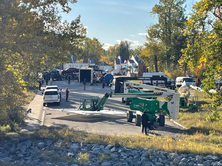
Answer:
[98,62,113,71]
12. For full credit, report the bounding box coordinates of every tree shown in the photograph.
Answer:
[180,0,222,109]
[0,0,86,129]
[139,39,165,72]
[149,0,187,70]
[118,41,130,62]
[73,37,104,64]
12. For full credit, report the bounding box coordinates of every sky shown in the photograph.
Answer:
[61,0,197,50]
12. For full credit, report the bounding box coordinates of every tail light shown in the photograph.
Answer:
[142,80,144,84]
[43,97,45,100]
[58,96,60,99]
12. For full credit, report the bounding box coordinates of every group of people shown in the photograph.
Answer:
[59,88,70,102]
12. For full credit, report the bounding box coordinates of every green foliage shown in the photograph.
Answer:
[99,153,112,161]
[78,152,90,163]
[149,0,187,70]
[139,39,165,72]
[73,37,104,64]
[0,125,11,133]
[0,0,86,129]
[181,0,222,108]
[206,109,221,122]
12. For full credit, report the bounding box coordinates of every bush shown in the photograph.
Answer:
[0,125,11,139]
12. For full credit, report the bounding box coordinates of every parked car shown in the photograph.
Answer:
[176,77,195,88]
[43,89,60,106]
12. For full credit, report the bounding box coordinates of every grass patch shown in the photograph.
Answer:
[23,89,37,109]
[2,126,222,156]
[78,152,90,163]
[99,153,113,161]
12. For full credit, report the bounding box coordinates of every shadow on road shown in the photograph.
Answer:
[155,124,187,134]
[51,114,137,126]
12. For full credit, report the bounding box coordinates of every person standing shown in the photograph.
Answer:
[142,112,148,135]
[50,77,53,85]
[83,78,86,90]
[65,88,69,102]
[59,88,62,101]
[102,78,105,88]
[38,80,42,90]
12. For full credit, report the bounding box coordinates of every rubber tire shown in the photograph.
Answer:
[125,100,130,105]
[127,111,133,122]
[122,98,126,103]
[135,114,141,126]
[43,103,45,106]
[159,115,165,126]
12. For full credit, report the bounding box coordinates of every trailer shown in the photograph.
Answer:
[79,68,93,84]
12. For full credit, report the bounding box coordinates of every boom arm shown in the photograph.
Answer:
[111,81,180,119]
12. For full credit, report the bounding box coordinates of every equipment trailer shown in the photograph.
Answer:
[78,77,179,130]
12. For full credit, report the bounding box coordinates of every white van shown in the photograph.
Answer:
[142,72,173,85]
[176,77,195,88]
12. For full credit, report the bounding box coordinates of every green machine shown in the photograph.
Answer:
[79,93,110,111]
[127,98,169,128]
[122,89,157,105]
[180,96,198,109]
[178,85,198,109]
[77,77,180,130]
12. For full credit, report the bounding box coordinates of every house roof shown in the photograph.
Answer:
[134,55,145,64]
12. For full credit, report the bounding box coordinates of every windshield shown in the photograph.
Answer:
[183,78,194,82]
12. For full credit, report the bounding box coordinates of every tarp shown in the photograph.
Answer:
[104,74,113,84]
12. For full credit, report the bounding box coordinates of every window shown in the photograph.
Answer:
[183,78,194,82]
[46,87,58,90]
[45,91,58,95]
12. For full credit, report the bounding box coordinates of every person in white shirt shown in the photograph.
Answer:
[59,88,62,101]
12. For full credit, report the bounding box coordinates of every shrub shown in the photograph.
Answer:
[78,152,89,163]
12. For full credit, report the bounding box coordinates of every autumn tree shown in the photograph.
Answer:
[73,37,104,64]
[0,0,86,129]
[139,39,165,72]
[149,0,187,70]
[181,0,222,109]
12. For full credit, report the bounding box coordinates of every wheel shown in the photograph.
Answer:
[122,98,126,103]
[159,115,165,126]
[127,111,133,122]
[43,103,45,106]
[125,99,130,105]
[135,114,141,126]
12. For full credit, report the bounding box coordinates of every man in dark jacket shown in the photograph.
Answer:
[142,112,149,135]
[65,88,69,102]
[83,78,86,90]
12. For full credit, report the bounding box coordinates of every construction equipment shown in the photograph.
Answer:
[178,82,198,109]
[78,77,180,130]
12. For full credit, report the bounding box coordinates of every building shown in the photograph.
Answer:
[131,55,147,76]
[98,62,113,71]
